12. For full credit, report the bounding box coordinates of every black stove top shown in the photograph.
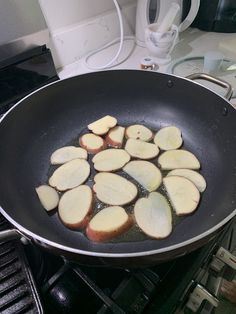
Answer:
[1,215,235,314]
[0,45,58,115]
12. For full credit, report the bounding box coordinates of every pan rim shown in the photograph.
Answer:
[0,69,235,122]
[0,69,236,257]
[0,205,235,257]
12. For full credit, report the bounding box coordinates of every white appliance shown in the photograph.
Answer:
[135,0,200,47]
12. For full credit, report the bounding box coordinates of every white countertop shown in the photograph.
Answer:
[58,28,236,106]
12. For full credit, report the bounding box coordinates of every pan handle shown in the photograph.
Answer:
[186,73,233,100]
[0,228,23,241]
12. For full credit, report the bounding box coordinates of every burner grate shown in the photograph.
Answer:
[41,260,160,314]
[0,215,43,314]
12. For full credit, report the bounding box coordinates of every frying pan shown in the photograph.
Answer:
[0,70,235,268]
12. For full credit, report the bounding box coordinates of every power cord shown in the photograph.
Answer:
[84,0,134,70]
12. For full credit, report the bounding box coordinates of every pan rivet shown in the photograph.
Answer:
[222,107,228,116]
[167,80,174,88]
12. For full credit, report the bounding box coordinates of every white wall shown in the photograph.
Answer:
[39,0,136,69]
[0,0,136,69]
[39,0,134,32]
[0,0,47,44]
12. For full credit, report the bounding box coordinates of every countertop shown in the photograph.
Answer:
[58,27,236,107]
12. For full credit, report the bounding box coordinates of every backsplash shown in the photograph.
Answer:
[39,0,136,69]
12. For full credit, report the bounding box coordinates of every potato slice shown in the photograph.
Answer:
[79,133,106,154]
[92,149,130,172]
[93,172,138,206]
[154,126,183,150]
[35,185,59,211]
[50,146,87,165]
[163,176,200,215]
[125,139,159,160]
[167,169,206,192]
[158,150,200,170]
[49,159,90,191]
[105,126,125,148]
[86,206,132,242]
[123,160,162,192]
[58,185,93,229]
[88,115,117,135]
[125,125,153,142]
[134,192,172,239]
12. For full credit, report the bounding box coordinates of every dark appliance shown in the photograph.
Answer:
[0,45,59,115]
[190,0,236,32]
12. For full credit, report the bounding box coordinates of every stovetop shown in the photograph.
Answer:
[0,45,58,115]
[1,213,235,314]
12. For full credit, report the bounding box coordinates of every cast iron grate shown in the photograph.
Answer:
[0,214,43,314]
[41,258,160,314]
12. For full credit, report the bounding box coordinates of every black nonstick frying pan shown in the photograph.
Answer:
[0,70,235,268]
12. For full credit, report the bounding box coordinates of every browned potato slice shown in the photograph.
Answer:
[154,126,183,150]
[35,185,59,211]
[79,133,106,154]
[93,172,138,206]
[134,192,172,239]
[158,150,200,170]
[58,185,93,229]
[123,160,162,192]
[50,146,87,164]
[88,115,117,135]
[125,139,159,160]
[167,169,206,192]
[125,125,153,142]
[49,159,90,191]
[105,126,125,148]
[163,176,200,215]
[92,149,130,172]
[86,206,132,242]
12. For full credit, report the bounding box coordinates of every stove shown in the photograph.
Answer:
[0,45,59,115]
[0,42,236,314]
[33,220,236,314]
[1,213,235,314]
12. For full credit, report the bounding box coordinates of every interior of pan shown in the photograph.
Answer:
[0,70,235,255]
